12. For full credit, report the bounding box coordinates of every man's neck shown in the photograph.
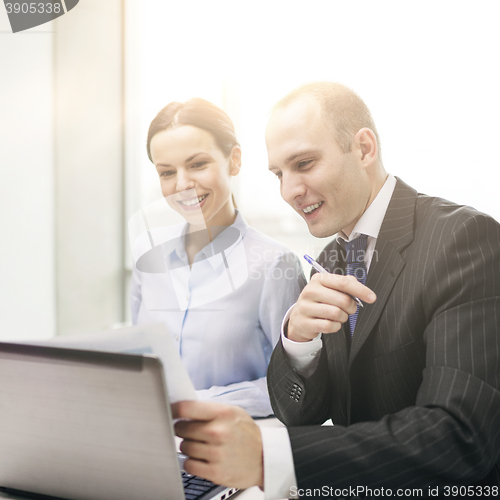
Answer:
[341,169,389,238]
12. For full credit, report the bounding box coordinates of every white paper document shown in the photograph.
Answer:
[25,323,197,403]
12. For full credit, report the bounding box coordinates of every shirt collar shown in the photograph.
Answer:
[167,210,249,269]
[337,173,397,244]
[199,211,249,269]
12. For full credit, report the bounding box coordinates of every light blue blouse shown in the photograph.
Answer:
[131,212,306,417]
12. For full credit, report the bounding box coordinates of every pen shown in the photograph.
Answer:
[303,254,364,308]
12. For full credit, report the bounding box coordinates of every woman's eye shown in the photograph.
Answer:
[192,161,207,169]
[274,172,282,179]
[159,170,175,177]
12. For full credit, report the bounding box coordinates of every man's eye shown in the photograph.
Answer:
[298,160,312,168]
[273,171,282,179]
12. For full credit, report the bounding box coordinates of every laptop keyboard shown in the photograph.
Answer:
[182,471,219,500]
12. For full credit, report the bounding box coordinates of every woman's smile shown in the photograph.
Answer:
[177,193,209,211]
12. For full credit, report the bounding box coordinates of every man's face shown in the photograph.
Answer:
[266,97,370,238]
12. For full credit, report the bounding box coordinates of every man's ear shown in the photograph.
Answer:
[354,128,378,167]
[229,146,242,176]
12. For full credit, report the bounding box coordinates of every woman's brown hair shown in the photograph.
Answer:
[147,98,240,162]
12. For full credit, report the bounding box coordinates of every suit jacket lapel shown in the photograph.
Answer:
[349,178,417,364]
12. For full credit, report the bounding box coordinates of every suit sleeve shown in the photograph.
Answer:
[268,337,332,426]
[270,213,500,489]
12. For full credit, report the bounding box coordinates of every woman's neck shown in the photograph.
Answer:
[184,210,238,266]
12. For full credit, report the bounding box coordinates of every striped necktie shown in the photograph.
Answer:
[344,234,368,336]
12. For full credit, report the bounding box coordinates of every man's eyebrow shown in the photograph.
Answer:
[285,149,320,163]
[268,149,320,170]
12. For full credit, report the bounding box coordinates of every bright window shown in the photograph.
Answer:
[126,0,500,269]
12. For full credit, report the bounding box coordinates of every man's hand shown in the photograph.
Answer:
[288,273,377,342]
[172,401,264,489]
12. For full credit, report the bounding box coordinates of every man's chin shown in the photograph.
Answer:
[306,221,337,239]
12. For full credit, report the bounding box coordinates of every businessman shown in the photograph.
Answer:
[174,82,500,497]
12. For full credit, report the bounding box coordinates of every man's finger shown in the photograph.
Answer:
[305,289,359,316]
[179,439,217,462]
[299,300,351,323]
[314,302,351,323]
[171,400,221,421]
[175,420,209,442]
[312,272,377,304]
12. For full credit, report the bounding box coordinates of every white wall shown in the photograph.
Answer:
[0,10,55,340]
[0,0,126,340]
[54,0,125,336]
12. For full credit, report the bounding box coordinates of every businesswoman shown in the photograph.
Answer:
[131,98,306,417]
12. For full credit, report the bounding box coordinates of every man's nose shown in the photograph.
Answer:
[176,170,196,193]
[281,172,306,206]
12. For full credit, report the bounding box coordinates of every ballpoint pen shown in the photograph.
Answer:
[303,254,364,308]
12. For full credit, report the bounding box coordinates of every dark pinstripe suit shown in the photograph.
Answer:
[268,178,500,490]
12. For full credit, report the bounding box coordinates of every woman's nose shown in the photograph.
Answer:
[175,170,196,193]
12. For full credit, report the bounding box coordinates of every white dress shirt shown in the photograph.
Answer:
[262,174,397,500]
[131,211,306,418]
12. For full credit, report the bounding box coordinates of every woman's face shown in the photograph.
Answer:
[150,125,241,227]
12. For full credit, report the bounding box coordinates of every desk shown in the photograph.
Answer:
[0,418,287,500]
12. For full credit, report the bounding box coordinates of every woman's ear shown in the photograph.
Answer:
[354,128,378,168]
[229,146,242,176]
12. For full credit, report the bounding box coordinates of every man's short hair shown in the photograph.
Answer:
[274,82,381,159]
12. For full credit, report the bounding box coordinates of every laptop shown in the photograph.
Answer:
[0,342,238,500]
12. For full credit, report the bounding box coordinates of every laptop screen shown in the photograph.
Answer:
[0,342,184,500]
